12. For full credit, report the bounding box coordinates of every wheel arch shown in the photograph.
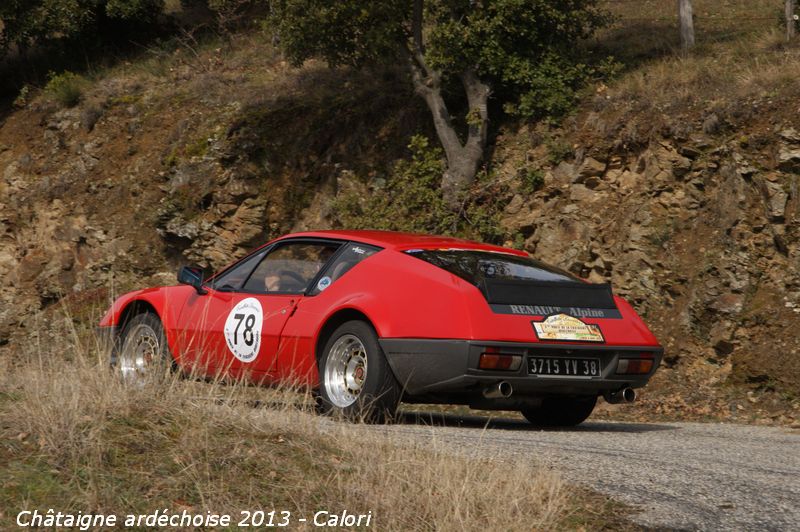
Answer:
[118,299,161,331]
[314,308,377,363]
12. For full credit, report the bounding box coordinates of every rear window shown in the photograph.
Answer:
[405,249,578,286]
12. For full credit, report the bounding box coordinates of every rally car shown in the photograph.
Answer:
[98,230,663,425]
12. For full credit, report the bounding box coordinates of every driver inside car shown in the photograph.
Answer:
[264,273,282,292]
[262,246,337,292]
[263,270,302,292]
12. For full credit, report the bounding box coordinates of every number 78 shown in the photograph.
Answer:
[233,313,256,346]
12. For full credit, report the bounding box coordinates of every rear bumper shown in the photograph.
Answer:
[379,338,663,399]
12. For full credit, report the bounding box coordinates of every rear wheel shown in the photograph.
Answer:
[115,312,172,384]
[521,396,597,427]
[318,320,401,423]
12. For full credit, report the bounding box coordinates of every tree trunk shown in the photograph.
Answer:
[408,0,490,205]
[678,0,695,50]
[440,70,490,203]
[787,0,797,41]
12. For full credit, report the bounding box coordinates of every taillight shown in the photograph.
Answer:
[616,354,654,375]
[479,353,522,371]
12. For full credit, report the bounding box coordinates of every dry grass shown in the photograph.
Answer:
[610,29,800,106]
[601,0,784,46]
[0,311,576,531]
[591,0,800,118]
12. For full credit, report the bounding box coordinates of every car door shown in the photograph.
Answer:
[175,239,342,381]
[174,248,267,376]
[272,242,382,384]
[236,240,342,380]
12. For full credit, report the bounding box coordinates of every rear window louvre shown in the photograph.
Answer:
[483,279,615,308]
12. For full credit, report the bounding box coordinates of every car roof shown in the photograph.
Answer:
[281,230,528,256]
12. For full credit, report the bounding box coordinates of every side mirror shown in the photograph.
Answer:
[178,266,208,295]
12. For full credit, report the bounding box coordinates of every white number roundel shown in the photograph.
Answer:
[224,298,263,363]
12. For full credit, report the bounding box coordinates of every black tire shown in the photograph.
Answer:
[317,320,401,423]
[521,396,597,427]
[114,312,173,383]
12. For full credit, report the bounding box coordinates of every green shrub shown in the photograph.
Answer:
[335,135,456,235]
[334,135,506,243]
[106,0,165,21]
[44,71,88,108]
[519,168,545,194]
[546,136,573,166]
[13,86,31,108]
[0,1,166,59]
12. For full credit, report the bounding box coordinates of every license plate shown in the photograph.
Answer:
[527,357,601,377]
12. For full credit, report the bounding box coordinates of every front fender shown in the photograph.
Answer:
[98,285,195,353]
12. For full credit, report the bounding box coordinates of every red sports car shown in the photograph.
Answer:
[98,230,663,424]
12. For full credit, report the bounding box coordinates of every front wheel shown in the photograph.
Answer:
[114,312,173,384]
[317,320,401,423]
[521,396,597,427]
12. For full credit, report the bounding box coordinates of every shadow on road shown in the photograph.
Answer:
[398,410,678,434]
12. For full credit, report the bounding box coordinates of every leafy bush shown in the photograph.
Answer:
[0,1,166,57]
[106,0,165,21]
[519,168,545,194]
[546,136,574,165]
[335,136,456,235]
[44,71,88,108]
[334,135,506,243]
[13,85,31,108]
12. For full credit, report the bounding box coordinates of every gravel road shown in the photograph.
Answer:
[377,413,800,531]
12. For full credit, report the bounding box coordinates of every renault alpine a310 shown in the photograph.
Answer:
[98,230,663,425]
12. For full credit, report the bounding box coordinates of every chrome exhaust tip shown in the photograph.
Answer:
[604,387,636,404]
[621,387,637,403]
[483,381,513,399]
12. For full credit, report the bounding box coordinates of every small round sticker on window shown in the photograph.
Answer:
[317,276,332,292]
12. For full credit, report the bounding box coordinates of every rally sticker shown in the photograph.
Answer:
[532,314,604,343]
[317,276,332,292]
[224,297,263,362]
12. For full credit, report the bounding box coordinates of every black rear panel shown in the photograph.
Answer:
[406,249,620,319]
[483,280,615,308]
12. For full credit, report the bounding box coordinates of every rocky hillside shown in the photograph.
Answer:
[498,119,800,423]
[0,36,427,335]
[1,31,798,424]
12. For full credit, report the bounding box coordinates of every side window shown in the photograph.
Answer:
[242,242,342,294]
[210,249,267,291]
[308,243,381,295]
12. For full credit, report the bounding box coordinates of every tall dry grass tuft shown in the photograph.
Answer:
[335,439,568,530]
[610,28,800,110]
[0,308,571,530]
